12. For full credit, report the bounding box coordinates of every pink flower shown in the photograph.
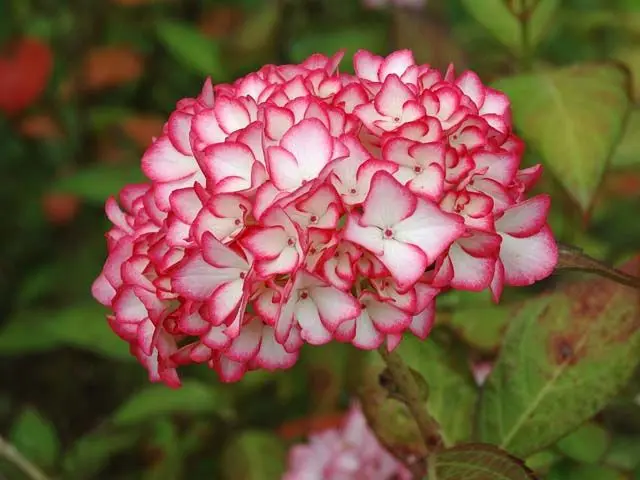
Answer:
[92,50,557,386]
[283,403,412,480]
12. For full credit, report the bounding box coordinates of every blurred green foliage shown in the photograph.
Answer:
[1,0,640,478]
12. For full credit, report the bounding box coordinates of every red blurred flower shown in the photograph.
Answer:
[0,38,53,116]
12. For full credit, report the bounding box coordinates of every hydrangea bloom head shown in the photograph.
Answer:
[92,49,558,386]
[283,403,411,480]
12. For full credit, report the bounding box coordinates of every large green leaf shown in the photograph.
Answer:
[10,408,60,471]
[221,431,286,480]
[155,20,226,79]
[611,109,640,169]
[477,272,640,458]
[427,444,536,479]
[0,304,132,360]
[492,64,630,211]
[460,0,559,56]
[113,380,233,426]
[555,422,610,464]
[51,164,146,205]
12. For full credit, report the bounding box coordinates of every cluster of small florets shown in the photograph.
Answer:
[283,402,411,480]
[92,50,557,387]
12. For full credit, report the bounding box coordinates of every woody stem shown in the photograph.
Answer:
[377,346,443,451]
[0,434,51,480]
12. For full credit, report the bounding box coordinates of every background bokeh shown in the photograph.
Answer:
[1,0,640,479]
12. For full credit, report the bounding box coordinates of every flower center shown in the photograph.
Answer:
[239,272,246,279]
[234,219,242,226]
[299,290,309,300]
[413,165,422,173]
[309,215,318,223]
[349,188,357,195]
[383,228,393,238]
[287,237,296,247]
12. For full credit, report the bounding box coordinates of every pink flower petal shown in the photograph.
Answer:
[499,225,558,286]
[141,136,197,183]
[496,195,551,238]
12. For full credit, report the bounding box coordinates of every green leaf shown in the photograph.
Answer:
[221,431,286,480]
[143,419,183,480]
[427,443,537,479]
[611,109,640,169]
[556,422,610,463]
[155,20,225,79]
[113,380,234,427]
[613,47,640,103]
[524,450,561,473]
[461,0,559,56]
[0,314,64,355]
[63,430,139,478]
[477,274,640,458]
[45,304,133,360]
[51,164,146,205]
[289,24,388,70]
[397,335,478,446]
[0,304,132,360]
[548,463,627,480]
[232,2,280,52]
[447,303,513,353]
[492,64,630,211]
[603,435,640,470]
[10,408,60,470]
[89,107,133,131]
[301,342,349,413]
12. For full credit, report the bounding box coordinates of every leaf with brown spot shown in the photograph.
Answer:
[477,263,640,458]
[81,45,144,91]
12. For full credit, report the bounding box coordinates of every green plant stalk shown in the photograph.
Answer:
[0,434,51,480]
[517,0,535,72]
[377,346,443,451]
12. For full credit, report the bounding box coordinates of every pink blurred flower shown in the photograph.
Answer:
[283,403,411,480]
[92,49,557,386]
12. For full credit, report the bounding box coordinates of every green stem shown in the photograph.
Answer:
[0,434,50,480]
[517,0,542,72]
[377,346,443,451]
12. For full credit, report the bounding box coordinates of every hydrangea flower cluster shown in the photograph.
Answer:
[92,50,558,387]
[283,403,411,480]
